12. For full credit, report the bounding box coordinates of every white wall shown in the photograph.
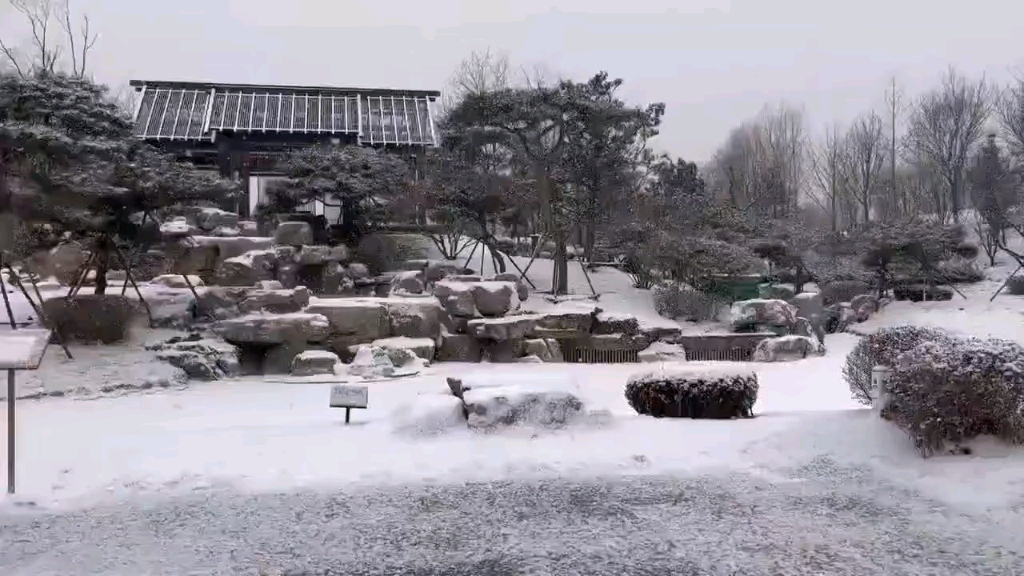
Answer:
[249,175,341,222]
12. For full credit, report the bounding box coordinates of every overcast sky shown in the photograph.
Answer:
[1,0,1021,162]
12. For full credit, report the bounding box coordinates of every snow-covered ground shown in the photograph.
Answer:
[2,233,1024,573]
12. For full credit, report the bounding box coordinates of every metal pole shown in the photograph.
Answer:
[7,368,13,494]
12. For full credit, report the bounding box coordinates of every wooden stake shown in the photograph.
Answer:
[112,243,154,328]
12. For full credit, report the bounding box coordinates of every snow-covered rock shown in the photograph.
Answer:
[290,350,340,376]
[637,341,687,363]
[752,335,824,362]
[149,335,239,381]
[467,314,541,341]
[436,331,482,362]
[216,249,277,287]
[461,382,585,429]
[370,336,436,363]
[433,280,477,317]
[237,286,310,314]
[522,338,563,362]
[390,270,425,295]
[304,298,391,341]
[347,345,398,377]
[150,274,204,289]
[469,281,520,317]
[215,312,330,345]
[729,299,799,332]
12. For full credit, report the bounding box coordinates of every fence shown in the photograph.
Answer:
[559,342,640,364]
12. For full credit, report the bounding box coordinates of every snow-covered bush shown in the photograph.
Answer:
[1005,275,1024,296]
[934,257,984,285]
[652,282,722,321]
[625,366,758,419]
[820,280,871,306]
[886,337,1024,456]
[843,325,953,405]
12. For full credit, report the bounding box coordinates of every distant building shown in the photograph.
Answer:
[128,80,440,218]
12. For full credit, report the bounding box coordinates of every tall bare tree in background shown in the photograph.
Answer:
[841,112,887,224]
[439,48,511,115]
[705,103,806,221]
[808,123,845,231]
[905,67,992,223]
[0,0,96,78]
[882,77,908,218]
[996,72,1024,161]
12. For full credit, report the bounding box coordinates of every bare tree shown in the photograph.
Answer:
[0,0,96,77]
[808,123,845,231]
[439,48,511,115]
[57,0,97,78]
[996,72,1024,160]
[905,67,992,223]
[882,77,908,218]
[841,112,887,224]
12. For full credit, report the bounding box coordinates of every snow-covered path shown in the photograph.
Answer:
[2,466,1021,576]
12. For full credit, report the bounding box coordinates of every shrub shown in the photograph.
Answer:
[625,366,758,419]
[652,282,723,322]
[842,325,953,405]
[1005,275,1024,296]
[892,284,954,302]
[886,337,1024,456]
[933,257,985,285]
[820,280,871,306]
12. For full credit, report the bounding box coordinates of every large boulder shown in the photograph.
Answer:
[41,293,136,344]
[304,298,391,341]
[383,297,452,339]
[433,281,477,317]
[215,312,331,345]
[490,272,529,302]
[729,299,799,332]
[534,308,595,336]
[43,241,90,286]
[274,221,313,247]
[390,270,425,295]
[467,314,541,342]
[197,207,239,232]
[294,244,349,266]
[461,380,586,429]
[217,250,278,286]
[149,274,204,289]
[148,335,239,381]
[237,286,311,314]
[593,312,640,335]
[436,331,482,362]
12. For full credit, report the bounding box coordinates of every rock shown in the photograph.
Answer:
[274,221,313,247]
[197,207,239,231]
[462,382,585,429]
[152,337,239,381]
[291,350,340,376]
[217,250,278,286]
[491,272,529,301]
[436,332,482,362]
[390,270,425,295]
[729,299,799,332]
[752,335,823,362]
[523,338,563,362]
[637,341,688,363]
[294,245,349,266]
[433,281,477,317]
[593,312,640,335]
[263,342,306,374]
[518,355,544,363]
[238,220,260,237]
[160,217,198,237]
[759,283,796,301]
[150,274,204,289]
[535,309,595,335]
[791,292,823,322]
[371,336,436,363]
[482,339,525,362]
[424,260,462,283]
[41,293,136,344]
[383,297,452,339]
[304,298,391,341]
[320,262,351,295]
[155,350,218,380]
[194,286,249,319]
[348,345,397,378]
[469,281,520,317]
[215,312,331,345]
[257,280,284,290]
[238,286,311,314]
[347,263,370,279]
[467,314,541,342]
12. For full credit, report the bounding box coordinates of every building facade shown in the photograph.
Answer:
[129,80,440,218]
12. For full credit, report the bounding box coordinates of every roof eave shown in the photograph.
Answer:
[129,79,440,99]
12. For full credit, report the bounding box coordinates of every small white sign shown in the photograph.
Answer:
[329,385,368,409]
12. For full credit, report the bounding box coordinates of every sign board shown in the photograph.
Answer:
[1,328,52,495]
[0,329,51,370]
[329,385,368,409]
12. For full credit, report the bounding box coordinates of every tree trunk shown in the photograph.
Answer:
[554,235,569,295]
[93,249,110,296]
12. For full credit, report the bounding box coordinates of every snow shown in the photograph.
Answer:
[2,230,1024,526]
[0,329,49,369]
